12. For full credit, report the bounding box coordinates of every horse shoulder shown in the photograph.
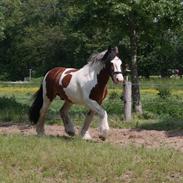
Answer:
[89,84,108,104]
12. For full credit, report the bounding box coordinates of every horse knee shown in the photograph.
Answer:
[98,110,107,120]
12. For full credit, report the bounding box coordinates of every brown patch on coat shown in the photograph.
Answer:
[62,74,72,88]
[62,69,78,88]
[89,67,110,104]
[45,67,77,102]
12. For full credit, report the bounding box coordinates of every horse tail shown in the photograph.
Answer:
[29,85,43,124]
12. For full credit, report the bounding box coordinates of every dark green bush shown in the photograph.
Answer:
[0,96,28,122]
[108,91,121,100]
[143,96,183,119]
[157,86,171,99]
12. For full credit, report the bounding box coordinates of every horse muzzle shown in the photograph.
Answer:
[111,72,124,84]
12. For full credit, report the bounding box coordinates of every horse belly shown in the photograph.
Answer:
[64,87,84,104]
[64,77,96,105]
[61,69,98,104]
[63,79,84,104]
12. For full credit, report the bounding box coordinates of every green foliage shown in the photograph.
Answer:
[144,96,183,120]
[103,91,123,115]
[157,86,172,99]
[0,9,5,40]
[108,90,121,100]
[0,96,28,122]
[0,79,183,132]
[0,0,183,80]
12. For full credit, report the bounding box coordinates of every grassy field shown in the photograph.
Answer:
[0,78,183,130]
[0,134,183,183]
[0,78,183,182]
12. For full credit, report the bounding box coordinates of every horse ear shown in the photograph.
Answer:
[102,46,112,61]
[108,46,112,52]
[115,46,119,54]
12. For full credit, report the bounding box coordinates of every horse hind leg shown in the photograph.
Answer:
[60,102,75,136]
[36,95,51,136]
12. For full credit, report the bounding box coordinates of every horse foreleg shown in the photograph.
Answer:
[80,111,95,140]
[85,100,109,140]
[36,96,51,136]
[60,102,75,136]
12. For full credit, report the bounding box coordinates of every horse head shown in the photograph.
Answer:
[102,46,124,84]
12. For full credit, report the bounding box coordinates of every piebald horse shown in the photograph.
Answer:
[29,46,124,140]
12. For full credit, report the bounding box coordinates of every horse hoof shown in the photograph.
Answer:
[66,131,75,136]
[99,128,109,141]
[82,132,92,140]
[99,135,106,141]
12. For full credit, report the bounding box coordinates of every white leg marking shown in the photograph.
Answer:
[81,130,92,140]
[99,111,109,140]
[85,99,109,140]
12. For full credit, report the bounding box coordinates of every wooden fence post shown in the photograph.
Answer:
[123,80,132,121]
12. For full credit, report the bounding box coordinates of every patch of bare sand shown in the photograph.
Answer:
[0,123,182,152]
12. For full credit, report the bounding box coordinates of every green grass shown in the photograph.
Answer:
[0,78,183,182]
[1,94,182,131]
[0,78,183,131]
[0,134,183,183]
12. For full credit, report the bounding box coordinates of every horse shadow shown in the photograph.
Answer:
[136,118,183,137]
[0,122,102,145]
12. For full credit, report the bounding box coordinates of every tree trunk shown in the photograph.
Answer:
[129,23,143,114]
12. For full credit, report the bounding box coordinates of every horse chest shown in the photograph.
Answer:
[89,84,108,104]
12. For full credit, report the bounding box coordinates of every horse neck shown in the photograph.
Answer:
[90,61,110,87]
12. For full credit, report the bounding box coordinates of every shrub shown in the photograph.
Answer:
[0,96,28,122]
[156,86,171,99]
[108,91,121,100]
[143,96,183,119]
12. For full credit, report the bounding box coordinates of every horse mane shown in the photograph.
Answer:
[87,50,107,64]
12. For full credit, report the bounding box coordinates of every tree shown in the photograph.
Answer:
[0,0,69,80]
[0,0,182,86]
[71,0,183,113]
[0,7,5,40]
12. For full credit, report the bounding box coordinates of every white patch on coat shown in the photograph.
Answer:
[61,62,105,104]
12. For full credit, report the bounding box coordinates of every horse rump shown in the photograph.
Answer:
[29,85,43,124]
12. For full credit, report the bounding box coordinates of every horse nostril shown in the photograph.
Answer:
[117,77,123,83]
[116,78,120,83]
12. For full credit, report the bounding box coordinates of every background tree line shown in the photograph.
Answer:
[0,0,183,80]
[0,0,183,112]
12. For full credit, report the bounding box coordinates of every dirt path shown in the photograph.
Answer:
[0,123,183,152]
